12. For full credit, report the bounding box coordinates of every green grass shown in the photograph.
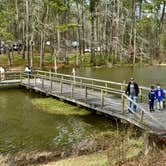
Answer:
[32,97,91,116]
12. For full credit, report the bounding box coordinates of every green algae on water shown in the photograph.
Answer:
[32,97,91,116]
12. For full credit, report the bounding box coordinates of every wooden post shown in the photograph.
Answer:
[141,110,144,122]
[92,80,94,90]
[85,86,88,103]
[45,72,47,80]
[42,77,44,89]
[20,72,22,83]
[50,79,53,92]
[34,75,36,86]
[121,80,125,92]
[105,83,108,95]
[71,83,74,98]
[122,94,125,113]
[49,70,52,80]
[80,79,83,89]
[101,89,104,108]
[0,71,1,82]
[60,79,63,94]
[140,88,143,103]
[28,74,30,87]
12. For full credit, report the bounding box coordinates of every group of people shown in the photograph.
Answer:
[125,78,165,113]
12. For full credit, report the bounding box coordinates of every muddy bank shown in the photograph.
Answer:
[0,138,109,166]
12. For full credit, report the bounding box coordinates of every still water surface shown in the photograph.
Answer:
[0,89,115,154]
[1,66,165,154]
[59,66,166,88]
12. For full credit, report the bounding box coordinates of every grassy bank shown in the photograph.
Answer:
[33,137,143,166]
[31,97,144,166]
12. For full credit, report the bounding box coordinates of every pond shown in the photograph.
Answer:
[0,89,117,154]
[59,66,166,89]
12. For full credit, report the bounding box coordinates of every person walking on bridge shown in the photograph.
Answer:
[155,84,165,110]
[125,77,139,112]
[148,85,156,112]
[0,66,5,81]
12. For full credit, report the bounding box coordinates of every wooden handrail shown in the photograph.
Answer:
[19,70,166,133]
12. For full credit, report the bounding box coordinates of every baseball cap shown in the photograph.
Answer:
[130,77,134,81]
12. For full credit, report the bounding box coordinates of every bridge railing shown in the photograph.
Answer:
[19,70,166,133]
[0,70,23,81]
[34,70,151,100]
[122,93,166,133]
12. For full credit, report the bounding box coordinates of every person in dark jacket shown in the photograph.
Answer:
[148,85,156,112]
[155,84,165,110]
[125,77,139,112]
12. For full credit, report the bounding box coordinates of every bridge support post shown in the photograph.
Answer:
[50,79,53,92]
[60,80,63,94]
[42,78,44,89]
[80,79,83,89]
[34,75,36,86]
[28,74,30,87]
[122,95,125,113]
[91,80,94,91]
[71,83,74,98]
[140,88,143,103]
[101,89,104,108]
[49,70,52,80]
[141,111,144,122]
[85,86,88,103]
[121,80,125,92]
[105,83,108,95]
[20,72,22,83]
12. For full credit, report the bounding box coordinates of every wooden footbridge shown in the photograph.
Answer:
[1,70,166,136]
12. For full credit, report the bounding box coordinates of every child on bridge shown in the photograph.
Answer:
[148,85,155,112]
[155,84,165,110]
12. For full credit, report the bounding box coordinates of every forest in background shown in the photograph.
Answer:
[0,0,165,69]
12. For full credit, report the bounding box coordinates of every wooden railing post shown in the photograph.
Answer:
[20,72,22,83]
[92,80,94,90]
[42,77,44,89]
[80,79,83,89]
[121,80,125,92]
[28,74,30,87]
[0,71,1,82]
[105,83,108,95]
[49,70,52,80]
[50,78,53,91]
[122,94,125,113]
[101,89,104,108]
[85,85,88,103]
[34,75,36,86]
[71,83,74,98]
[60,79,63,94]
[140,88,143,103]
[141,111,144,122]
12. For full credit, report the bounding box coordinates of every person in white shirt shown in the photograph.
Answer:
[71,67,76,82]
[24,65,31,74]
[0,66,5,80]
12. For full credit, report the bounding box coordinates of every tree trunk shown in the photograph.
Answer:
[25,0,30,65]
[40,31,45,69]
